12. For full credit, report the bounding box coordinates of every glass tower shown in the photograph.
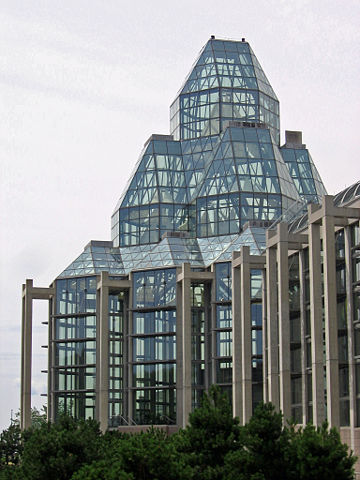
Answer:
[23,37,342,431]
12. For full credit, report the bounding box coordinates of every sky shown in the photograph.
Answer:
[0,0,359,431]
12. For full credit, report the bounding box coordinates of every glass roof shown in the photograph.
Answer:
[59,241,125,278]
[288,180,360,234]
[56,37,335,280]
[170,38,280,144]
[281,146,327,203]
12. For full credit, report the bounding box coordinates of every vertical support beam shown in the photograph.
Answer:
[266,243,279,410]
[210,267,217,386]
[261,269,268,403]
[299,251,307,425]
[21,279,33,430]
[240,247,252,424]
[181,263,192,427]
[232,251,242,420]
[277,223,291,421]
[127,272,134,422]
[308,219,325,425]
[176,268,183,427]
[345,226,355,448]
[98,272,109,433]
[203,283,211,391]
[323,212,340,427]
[48,294,54,422]
[122,287,129,422]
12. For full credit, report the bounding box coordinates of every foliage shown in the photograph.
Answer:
[17,415,103,480]
[0,394,357,480]
[287,422,357,480]
[175,385,242,479]
[0,423,22,468]
[224,403,292,480]
[223,403,357,480]
[73,427,189,480]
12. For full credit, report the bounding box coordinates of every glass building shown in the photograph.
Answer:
[21,36,360,472]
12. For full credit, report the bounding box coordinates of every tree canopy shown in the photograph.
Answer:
[0,389,356,480]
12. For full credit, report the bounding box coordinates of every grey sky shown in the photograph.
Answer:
[1,0,359,430]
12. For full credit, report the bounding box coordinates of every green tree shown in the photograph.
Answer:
[72,427,188,480]
[224,403,357,480]
[287,422,356,480]
[0,423,22,467]
[17,415,103,480]
[224,403,291,480]
[176,385,242,480]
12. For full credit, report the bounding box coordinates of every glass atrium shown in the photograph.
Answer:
[44,37,330,427]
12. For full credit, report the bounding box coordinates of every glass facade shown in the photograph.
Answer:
[37,38,360,436]
[132,269,177,424]
[54,277,97,420]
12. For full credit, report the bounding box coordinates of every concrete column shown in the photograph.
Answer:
[98,272,109,432]
[261,269,268,403]
[123,289,129,422]
[210,272,217,386]
[299,251,307,425]
[181,263,192,427]
[231,251,242,420]
[176,270,183,427]
[277,224,291,422]
[323,213,340,427]
[345,226,355,448]
[308,220,325,425]
[203,283,211,391]
[21,280,33,430]
[127,273,134,422]
[266,245,279,409]
[240,247,252,423]
[48,295,54,423]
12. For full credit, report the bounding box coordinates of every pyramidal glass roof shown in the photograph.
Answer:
[178,39,277,100]
[59,241,125,277]
[57,37,330,280]
[170,37,280,144]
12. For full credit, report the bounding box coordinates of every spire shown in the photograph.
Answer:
[170,37,280,143]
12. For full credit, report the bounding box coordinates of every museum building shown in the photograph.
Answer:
[20,37,360,459]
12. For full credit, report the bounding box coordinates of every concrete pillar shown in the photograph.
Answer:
[204,283,211,391]
[240,247,252,424]
[345,226,355,448]
[210,269,217,386]
[123,288,130,422]
[308,219,325,425]
[323,213,340,427]
[299,251,307,425]
[20,280,54,429]
[266,245,280,409]
[176,269,183,427]
[261,269,268,403]
[181,263,192,427]
[98,272,109,433]
[127,273,134,423]
[48,295,54,423]
[231,251,242,420]
[21,280,33,430]
[277,223,291,422]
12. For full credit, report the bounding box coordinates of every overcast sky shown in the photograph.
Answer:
[0,0,359,431]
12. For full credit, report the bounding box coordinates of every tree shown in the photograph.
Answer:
[224,403,357,480]
[72,427,188,480]
[0,422,22,470]
[224,403,291,480]
[17,415,103,480]
[176,385,242,480]
[287,422,356,480]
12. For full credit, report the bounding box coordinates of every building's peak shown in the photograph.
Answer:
[170,36,279,142]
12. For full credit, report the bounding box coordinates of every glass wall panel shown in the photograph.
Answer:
[133,389,176,425]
